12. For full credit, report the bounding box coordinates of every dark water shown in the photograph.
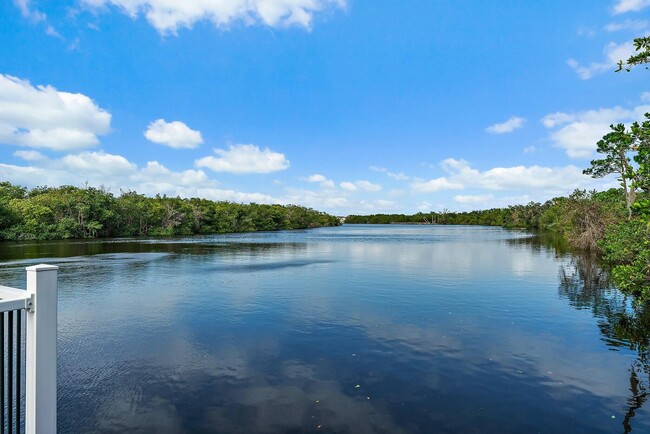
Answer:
[0,225,649,433]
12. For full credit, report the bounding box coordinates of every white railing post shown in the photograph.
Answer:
[25,264,58,434]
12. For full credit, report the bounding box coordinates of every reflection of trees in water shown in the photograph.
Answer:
[0,239,308,261]
[558,250,650,433]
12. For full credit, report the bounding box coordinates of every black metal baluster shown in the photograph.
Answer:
[15,311,20,434]
[7,312,12,434]
[1,312,5,434]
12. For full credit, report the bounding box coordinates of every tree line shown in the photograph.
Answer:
[0,182,340,240]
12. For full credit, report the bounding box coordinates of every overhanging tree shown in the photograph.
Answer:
[584,123,637,218]
[616,37,650,72]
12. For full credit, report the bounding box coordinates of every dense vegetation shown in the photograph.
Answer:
[346,188,630,248]
[0,182,340,240]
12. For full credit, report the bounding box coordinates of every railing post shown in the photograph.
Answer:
[25,264,58,434]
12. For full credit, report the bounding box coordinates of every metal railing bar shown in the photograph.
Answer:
[1,313,4,434]
[0,302,27,316]
[16,311,21,434]
[0,288,24,298]
[7,312,12,434]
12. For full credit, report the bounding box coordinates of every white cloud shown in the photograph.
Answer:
[14,0,46,22]
[613,0,650,14]
[358,199,399,211]
[14,3,62,40]
[45,25,63,38]
[82,0,346,34]
[369,166,410,180]
[604,19,649,32]
[195,144,290,174]
[641,91,650,102]
[62,151,137,175]
[411,177,464,193]
[453,194,495,205]
[0,74,111,151]
[303,174,335,189]
[355,180,381,192]
[13,150,45,161]
[542,101,650,157]
[197,187,277,203]
[130,161,212,195]
[283,187,350,209]
[340,181,357,191]
[340,180,381,192]
[0,151,285,203]
[411,158,602,196]
[485,116,526,134]
[523,146,536,154]
[0,164,54,187]
[476,165,588,191]
[306,174,327,183]
[144,119,203,149]
[567,40,635,79]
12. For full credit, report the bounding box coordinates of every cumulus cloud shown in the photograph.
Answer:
[195,144,290,174]
[62,151,137,175]
[0,151,284,203]
[485,116,526,134]
[613,0,650,14]
[369,166,409,180]
[303,174,335,189]
[340,181,357,191]
[14,0,46,22]
[0,74,111,151]
[358,199,399,211]
[411,177,463,193]
[604,19,649,32]
[284,187,349,209]
[144,119,203,149]
[81,0,346,34]
[454,194,495,205]
[355,180,381,191]
[411,158,603,197]
[13,150,45,161]
[567,40,636,79]
[339,180,381,192]
[542,100,650,158]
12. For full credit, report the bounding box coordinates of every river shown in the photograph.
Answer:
[0,225,648,433]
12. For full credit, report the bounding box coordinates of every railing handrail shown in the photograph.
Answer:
[0,285,28,297]
[0,285,32,314]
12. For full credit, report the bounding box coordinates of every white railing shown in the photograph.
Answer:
[0,265,58,434]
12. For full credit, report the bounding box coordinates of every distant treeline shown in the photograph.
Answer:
[346,188,628,249]
[347,188,650,300]
[0,182,340,241]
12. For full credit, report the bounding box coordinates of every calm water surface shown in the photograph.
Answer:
[0,225,649,433]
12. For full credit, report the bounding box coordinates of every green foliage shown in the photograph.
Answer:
[600,220,650,299]
[616,37,650,72]
[584,123,638,217]
[0,182,340,241]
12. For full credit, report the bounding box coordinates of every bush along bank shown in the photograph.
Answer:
[0,182,341,241]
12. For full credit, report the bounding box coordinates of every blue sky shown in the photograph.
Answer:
[1,0,650,214]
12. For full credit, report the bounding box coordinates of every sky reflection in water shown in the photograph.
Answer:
[0,225,648,433]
